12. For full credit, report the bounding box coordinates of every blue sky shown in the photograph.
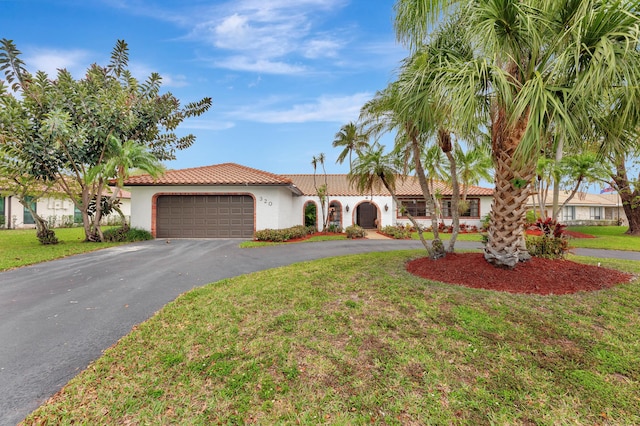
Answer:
[2,0,406,174]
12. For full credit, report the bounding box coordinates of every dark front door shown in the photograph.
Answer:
[357,203,377,229]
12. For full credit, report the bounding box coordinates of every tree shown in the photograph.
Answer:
[99,135,165,229]
[360,83,446,259]
[394,0,640,268]
[454,141,493,213]
[332,122,369,171]
[0,39,212,241]
[349,144,435,256]
[311,153,329,232]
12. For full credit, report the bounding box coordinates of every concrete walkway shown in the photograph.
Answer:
[0,238,637,425]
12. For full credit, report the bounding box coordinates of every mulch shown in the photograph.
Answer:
[406,253,633,295]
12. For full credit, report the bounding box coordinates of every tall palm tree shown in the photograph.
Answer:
[311,153,329,231]
[349,144,441,258]
[394,0,640,268]
[332,122,369,171]
[360,82,446,258]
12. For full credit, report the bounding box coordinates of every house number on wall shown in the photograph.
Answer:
[259,196,273,206]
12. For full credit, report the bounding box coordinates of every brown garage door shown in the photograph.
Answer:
[156,195,254,238]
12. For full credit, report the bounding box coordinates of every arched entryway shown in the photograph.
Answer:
[356,202,378,229]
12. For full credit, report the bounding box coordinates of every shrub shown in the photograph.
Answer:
[327,223,343,233]
[533,217,566,238]
[481,214,491,231]
[253,225,314,242]
[345,225,366,239]
[37,229,59,245]
[380,224,411,239]
[103,226,153,242]
[526,235,569,259]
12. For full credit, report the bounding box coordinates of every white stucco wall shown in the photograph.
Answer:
[1,195,130,229]
[293,195,395,230]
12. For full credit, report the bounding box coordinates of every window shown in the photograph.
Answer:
[74,206,83,224]
[23,196,36,225]
[562,206,575,221]
[397,198,428,217]
[0,197,4,227]
[590,207,602,220]
[442,198,480,218]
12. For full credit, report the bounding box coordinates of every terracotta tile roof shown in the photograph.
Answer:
[284,174,493,197]
[123,163,295,186]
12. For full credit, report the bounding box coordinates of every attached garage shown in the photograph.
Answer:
[156,194,254,238]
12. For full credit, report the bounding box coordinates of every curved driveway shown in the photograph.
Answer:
[1,239,637,425]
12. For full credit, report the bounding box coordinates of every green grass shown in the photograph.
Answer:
[23,251,640,425]
[0,228,123,271]
[567,226,640,251]
[240,234,347,248]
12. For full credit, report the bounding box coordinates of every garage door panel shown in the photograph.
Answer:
[156,195,254,238]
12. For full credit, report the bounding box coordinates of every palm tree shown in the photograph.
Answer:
[394,0,640,268]
[332,122,369,171]
[101,135,165,228]
[349,144,440,258]
[454,141,493,212]
[360,83,446,258]
[311,153,329,232]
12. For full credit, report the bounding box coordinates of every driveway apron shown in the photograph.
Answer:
[0,238,637,425]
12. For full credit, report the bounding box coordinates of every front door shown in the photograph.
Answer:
[357,203,377,229]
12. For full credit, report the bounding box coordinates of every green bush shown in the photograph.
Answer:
[380,224,412,239]
[37,229,59,245]
[103,226,153,242]
[253,225,314,242]
[327,223,343,233]
[526,235,569,259]
[345,225,366,239]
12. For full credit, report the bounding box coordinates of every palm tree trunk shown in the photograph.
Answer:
[485,106,534,268]
[381,176,436,258]
[408,131,446,258]
[484,149,535,268]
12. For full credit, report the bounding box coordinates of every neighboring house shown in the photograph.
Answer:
[123,162,494,239]
[0,190,131,229]
[527,191,627,226]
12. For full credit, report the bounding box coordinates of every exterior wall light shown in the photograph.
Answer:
[384,204,389,211]
[345,205,350,212]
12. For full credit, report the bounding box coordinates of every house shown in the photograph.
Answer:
[0,190,131,229]
[527,191,627,226]
[123,163,494,239]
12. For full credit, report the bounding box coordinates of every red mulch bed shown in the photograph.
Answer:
[406,253,633,295]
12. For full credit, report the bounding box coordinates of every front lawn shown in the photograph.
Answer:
[23,251,640,425]
[566,226,640,251]
[0,228,123,272]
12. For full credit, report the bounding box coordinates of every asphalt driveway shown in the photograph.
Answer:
[1,238,637,425]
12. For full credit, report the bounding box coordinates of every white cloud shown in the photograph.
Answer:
[24,48,91,78]
[129,62,189,88]
[230,92,372,123]
[214,56,306,75]
[180,119,235,131]
[183,0,348,74]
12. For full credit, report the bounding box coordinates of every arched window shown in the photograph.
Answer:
[328,201,342,230]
